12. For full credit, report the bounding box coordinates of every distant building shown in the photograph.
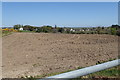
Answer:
[72,30,75,32]
[64,28,67,31]
[70,28,75,32]
[86,29,90,31]
[35,28,38,31]
[82,29,84,31]
[70,28,73,31]
[19,27,23,30]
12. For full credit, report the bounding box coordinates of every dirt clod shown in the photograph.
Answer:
[2,33,118,78]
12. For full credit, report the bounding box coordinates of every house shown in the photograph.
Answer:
[19,27,23,30]
[82,29,85,31]
[70,28,75,32]
[86,29,90,31]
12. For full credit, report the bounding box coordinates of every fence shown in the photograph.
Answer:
[39,59,120,80]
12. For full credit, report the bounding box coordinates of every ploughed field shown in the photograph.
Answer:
[2,33,118,78]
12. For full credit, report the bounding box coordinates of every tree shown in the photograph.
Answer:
[13,24,22,29]
[111,28,116,35]
[36,25,53,33]
[55,25,57,29]
[58,28,64,33]
[23,25,35,31]
[116,29,120,36]
[102,27,105,29]
[96,27,101,34]
[111,25,119,28]
[36,27,42,32]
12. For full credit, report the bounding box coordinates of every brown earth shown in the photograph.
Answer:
[2,33,118,78]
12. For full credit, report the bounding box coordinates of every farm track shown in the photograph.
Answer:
[2,33,118,78]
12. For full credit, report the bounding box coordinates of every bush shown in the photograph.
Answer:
[116,30,120,36]
[36,26,52,33]
[111,28,117,35]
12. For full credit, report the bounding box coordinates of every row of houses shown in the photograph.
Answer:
[67,28,95,32]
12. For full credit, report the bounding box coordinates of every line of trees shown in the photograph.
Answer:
[13,24,65,33]
[36,25,64,33]
[13,24,120,36]
[13,24,36,31]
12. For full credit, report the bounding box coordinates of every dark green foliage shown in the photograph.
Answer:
[88,66,120,78]
[36,25,64,33]
[13,24,23,29]
[111,25,120,29]
[58,28,64,33]
[13,24,120,36]
[91,32,94,34]
[80,31,85,34]
[116,28,120,36]
[37,26,52,33]
[23,25,36,31]
[111,28,117,35]
[13,24,36,32]
[116,31,120,36]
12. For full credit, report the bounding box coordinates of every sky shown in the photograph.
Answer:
[2,2,118,27]
[2,0,120,2]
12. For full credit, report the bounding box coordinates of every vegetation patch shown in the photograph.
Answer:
[20,66,120,80]
[88,66,120,78]
[2,30,13,37]
[12,24,120,36]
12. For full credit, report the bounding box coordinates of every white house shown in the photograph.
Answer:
[79,29,84,31]
[86,29,90,31]
[70,28,75,32]
[70,28,73,31]
[19,27,23,30]
[82,29,85,31]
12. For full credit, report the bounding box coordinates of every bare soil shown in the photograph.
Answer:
[2,33,118,78]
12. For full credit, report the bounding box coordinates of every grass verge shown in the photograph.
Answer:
[21,66,120,80]
[2,31,13,37]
